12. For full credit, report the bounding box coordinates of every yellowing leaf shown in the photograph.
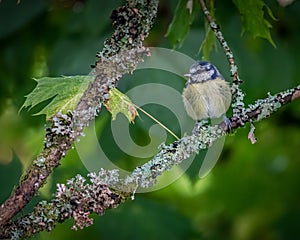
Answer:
[21,75,93,119]
[104,88,138,123]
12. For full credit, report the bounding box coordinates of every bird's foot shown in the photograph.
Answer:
[222,115,232,131]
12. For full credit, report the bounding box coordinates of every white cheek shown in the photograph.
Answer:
[190,67,198,74]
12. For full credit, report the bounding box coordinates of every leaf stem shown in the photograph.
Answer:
[134,104,180,140]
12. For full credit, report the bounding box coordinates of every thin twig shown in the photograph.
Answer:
[2,85,299,239]
[125,85,300,187]
[1,0,300,238]
[199,0,245,118]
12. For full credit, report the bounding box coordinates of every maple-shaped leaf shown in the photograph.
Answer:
[21,75,93,119]
[104,88,138,123]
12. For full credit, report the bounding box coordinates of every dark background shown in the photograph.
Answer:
[0,0,300,239]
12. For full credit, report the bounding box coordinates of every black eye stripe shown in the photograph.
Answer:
[194,68,205,75]
[186,61,223,83]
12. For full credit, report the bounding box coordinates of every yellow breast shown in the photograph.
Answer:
[182,78,231,121]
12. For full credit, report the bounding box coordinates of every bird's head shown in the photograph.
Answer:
[184,61,223,84]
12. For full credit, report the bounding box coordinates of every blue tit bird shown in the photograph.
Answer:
[182,61,232,179]
[182,61,232,124]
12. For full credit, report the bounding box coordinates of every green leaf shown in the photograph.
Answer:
[21,75,93,119]
[199,0,216,60]
[232,0,275,47]
[266,6,278,21]
[165,0,194,48]
[199,27,216,60]
[104,88,138,123]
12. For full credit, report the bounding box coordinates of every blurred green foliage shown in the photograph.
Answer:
[232,0,275,46]
[0,0,300,239]
[165,0,197,48]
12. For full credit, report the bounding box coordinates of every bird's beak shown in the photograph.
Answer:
[184,73,191,78]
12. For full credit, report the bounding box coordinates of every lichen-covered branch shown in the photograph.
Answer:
[125,85,300,188]
[1,0,299,238]
[0,170,126,239]
[199,0,245,118]
[0,0,158,230]
[1,85,299,239]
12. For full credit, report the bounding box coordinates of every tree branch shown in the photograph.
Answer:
[1,84,299,239]
[124,85,300,188]
[1,0,300,239]
[199,0,245,118]
[0,170,126,239]
[0,0,158,230]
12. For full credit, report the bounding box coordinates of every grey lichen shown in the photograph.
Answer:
[44,111,75,149]
[3,0,299,238]
[0,0,159,234]
[1,169,124,239]
[4,84,299,238]
[200,0,246,118]
[33,156,46,167]
[123,86,300,192]
[96,0,158,59]
[239,85,300,126]
[73,47,150,136]
[124,123,225,189]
